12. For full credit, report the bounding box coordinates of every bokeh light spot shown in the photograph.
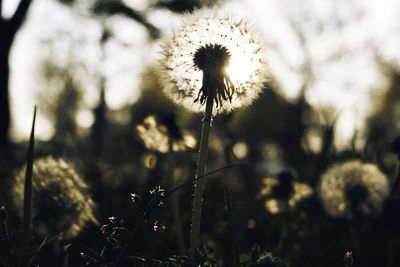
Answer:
[142,152,158,169]
[76,109,94,129]
[233,141,248,159]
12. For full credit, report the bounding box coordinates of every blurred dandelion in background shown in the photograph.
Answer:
[136,115,169,153]
[318,159,389,219]
[159,8,268,113]
[136,114,196,153]
[259,171,313,214]
[12,156,98,239]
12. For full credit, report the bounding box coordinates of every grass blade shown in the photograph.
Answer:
[21,106,36,266]
[56,242,114,267]
[28,234,60,266]
[167,161,247,197]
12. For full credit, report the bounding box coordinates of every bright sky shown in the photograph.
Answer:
[3,0,400,148]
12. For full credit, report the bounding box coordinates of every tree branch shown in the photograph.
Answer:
[92,1,160,39]
[10,0,34,36]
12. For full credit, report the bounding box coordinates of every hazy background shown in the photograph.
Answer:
[4,0,400,148]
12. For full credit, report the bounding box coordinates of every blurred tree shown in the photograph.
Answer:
[90,28,109,159]
[0,0,34,151]
[150,0,225,13]
[56,0,161,39]
[91,0,160,39]
[38,57,82,154]
[364,62,400,167]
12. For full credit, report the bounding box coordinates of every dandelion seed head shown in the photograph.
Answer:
[318,159,389,219]
[193,44,231,71]
[159,8,267,113]
[12,156,98,239]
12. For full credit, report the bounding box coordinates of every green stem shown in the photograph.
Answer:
[190,92,214,253]
[167,142,186,253]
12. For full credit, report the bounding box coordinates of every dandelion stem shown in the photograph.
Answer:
[190,89,214,253]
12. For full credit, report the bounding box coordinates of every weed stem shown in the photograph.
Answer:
[190,91,214,253]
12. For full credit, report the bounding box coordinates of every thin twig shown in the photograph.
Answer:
[167,161,247,197]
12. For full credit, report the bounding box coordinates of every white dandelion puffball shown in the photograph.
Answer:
[12,156,98,239]
[159,9,267,113]
[318,160,389,219]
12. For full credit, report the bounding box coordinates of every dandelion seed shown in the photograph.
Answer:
[318,160,389,219]
[136,114,196,153]
[12,156,98,239]
[130,193,142,204]
[153,220,166,232]
[150,185,166,198]
[159,8,267,113]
